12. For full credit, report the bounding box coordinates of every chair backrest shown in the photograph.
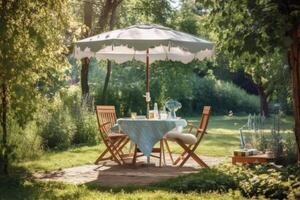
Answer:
[95,105,117,137]
[197,106,211,135]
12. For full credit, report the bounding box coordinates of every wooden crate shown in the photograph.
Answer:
[232,154,275,164]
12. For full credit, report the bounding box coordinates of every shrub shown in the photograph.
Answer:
[153,168,237,193]
[38,86,100,149]
[38,95,76,150]
[218,164,300,200]
[0,113,43,169]
[154,164,300,200]
[60,85,99,145]
[72,105,99,145]
[193,77,260,114]
[40,107,76,150]
[7,120,43,161]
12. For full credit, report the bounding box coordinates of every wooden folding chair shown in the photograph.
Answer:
[95,105,130,165]
[165,106,211,167]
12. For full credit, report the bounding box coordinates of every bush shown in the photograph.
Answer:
[60,86,99,145]
[193,77,260,114]
[40,106,76,150]
[154,164,300,200]
[72,106,99,145]
[218,164,300,200]
[89,61,260,116]
[153,168,237,193]
[37,85,100,149]
[7,120,43,161]
[0,113,43,168]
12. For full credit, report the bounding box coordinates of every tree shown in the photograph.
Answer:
[0,0,69,175]
[199,0,300,160]
[230,51,289,116]
[99,0,123,104]
[81,0,93,98]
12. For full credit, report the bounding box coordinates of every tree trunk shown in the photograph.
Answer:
[289,23,300,162]
[1,83,8,175]
[102,60,112,104]
[80,1,93,98]
[98,0,123,33]
[257,84,269,117]
[100,0,121,104]
[81,58,90,98]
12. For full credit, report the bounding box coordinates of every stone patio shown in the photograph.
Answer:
[34,155,225,186]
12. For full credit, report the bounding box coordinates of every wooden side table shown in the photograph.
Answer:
[232,154,275,164]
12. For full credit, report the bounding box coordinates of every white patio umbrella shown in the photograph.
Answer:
[74,24,214,116]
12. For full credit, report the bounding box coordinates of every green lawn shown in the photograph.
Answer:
[0,177,247,200]
[3,115,293,200]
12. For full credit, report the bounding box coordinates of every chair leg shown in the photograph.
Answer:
[132,144,137,165]
[173,144,192,165]
[161,140,166,166]
[107,145,122,165]
[179,150,208,168]
[95,137,127,165]
[164,139,174,165]
[159,140,163,167]
[176,140,208,168]
[115,137,130,164]
[95,148,110,164]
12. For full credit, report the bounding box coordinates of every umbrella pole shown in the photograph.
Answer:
[146,49,150,118]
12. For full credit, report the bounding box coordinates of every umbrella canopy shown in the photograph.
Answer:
[74,24,214,64]
[74,24,214,116]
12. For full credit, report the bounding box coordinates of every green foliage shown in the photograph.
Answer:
[0,0,71,173]
[39,86,99,149]
[154,164,300,200]
[153,168,237,193]
[218,164,300,200]
[8,122,43,161]
[88,60,259,116]
[118,0,174,27]
[241,114,297,164]
[64,87,99,145]
[1,116,43,162]
[0,0,70,124]
[193,76,260,114]
[199,0,300,56]
[197,0,298,115]
[39,97,76,150]
[0,177,247,200]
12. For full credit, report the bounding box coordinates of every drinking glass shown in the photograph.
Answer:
[131,112,137,119]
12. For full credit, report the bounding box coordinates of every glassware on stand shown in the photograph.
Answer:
[160,111,168,119]
[165,99,182,119]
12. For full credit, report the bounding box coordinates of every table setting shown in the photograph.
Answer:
[115,100,187,164]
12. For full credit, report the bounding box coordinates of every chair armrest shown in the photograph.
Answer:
[197,128,204,133]
[187,122,198,133]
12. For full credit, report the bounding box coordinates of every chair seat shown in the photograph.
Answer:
[165,132,197,144]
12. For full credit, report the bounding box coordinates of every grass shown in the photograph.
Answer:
[15,115,294,173]
[0,176,247,200]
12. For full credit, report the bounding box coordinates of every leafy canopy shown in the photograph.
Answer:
[0,0,70,124]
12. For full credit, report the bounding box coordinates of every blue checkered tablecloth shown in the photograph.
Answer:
[117,118,187,156]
